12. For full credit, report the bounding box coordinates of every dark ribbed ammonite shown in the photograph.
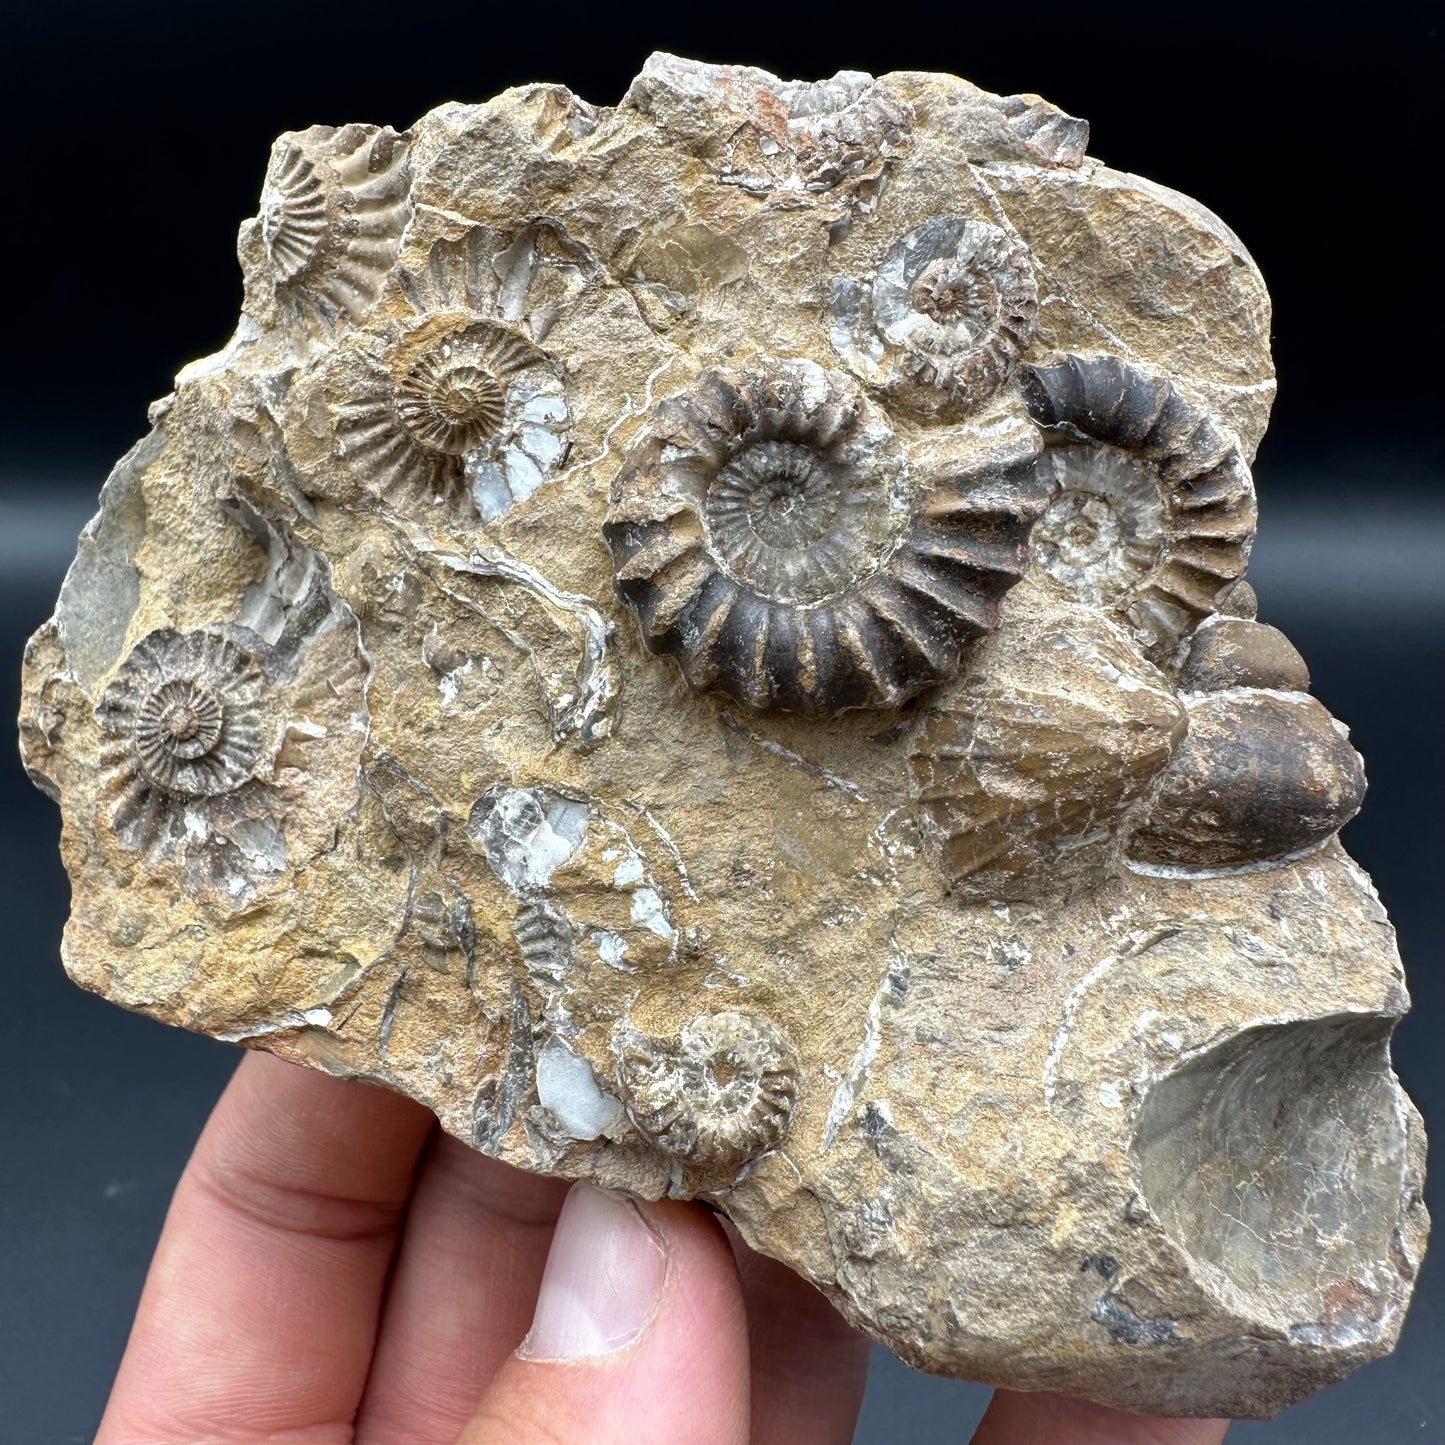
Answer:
[603,358,1050,716]
[1021,353,1257,657]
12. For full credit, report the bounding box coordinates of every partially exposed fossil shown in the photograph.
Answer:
[910,605,1186,901]
[614,1010,800,1174]
[260,123,412,330]
[1128,691,1367,870]
[1175,616,1310,692]
[1023,354,1257,657]
[17,54,1426,1419]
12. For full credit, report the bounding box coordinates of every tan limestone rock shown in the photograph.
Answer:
[17,54,1426,1417]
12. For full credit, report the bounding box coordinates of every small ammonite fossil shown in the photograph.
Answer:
[336,314,564,516]
[604,358,1049,716]
[1022,353,1257,657]
[831,217,1038,415]
[613,1010,799,1171]
[259,123,412,327]
[96,628,270,845]
[329,228,573,520]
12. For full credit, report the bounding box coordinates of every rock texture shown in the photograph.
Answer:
[17,55,1427,1417]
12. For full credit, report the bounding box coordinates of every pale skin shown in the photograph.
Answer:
[96,1051,1232,1445]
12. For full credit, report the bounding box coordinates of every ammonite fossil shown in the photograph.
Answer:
[1128,692,1367,871]
[640,55,910,199]
[831,217,1038,415]
[910,608,1186,901]
[96,628,269,845]
[613,1010,799,1171]
[331,232,571,519]
[604,358,1049,716]
[1022,354,1257,656]
[259,123,412,327]
[760,69,909,192]
[1028,446,1166,608]
[18,57,1429,1422]
[337,315,561,515]
[772,69,878,119]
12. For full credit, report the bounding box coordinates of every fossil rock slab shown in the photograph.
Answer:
[18,54,1427,1417]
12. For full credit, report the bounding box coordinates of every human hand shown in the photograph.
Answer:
[96,1052,1231,1444]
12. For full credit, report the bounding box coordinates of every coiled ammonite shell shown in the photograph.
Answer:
[1022,354,1257,657]
[831,217,1038,415]
[604,358,1048,716]
[259,124,412,327]
[613,1010,799,1171]
[336,315,561,514]
[96,629,269,845]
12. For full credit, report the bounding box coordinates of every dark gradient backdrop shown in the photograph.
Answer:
[1,3,1441,1442]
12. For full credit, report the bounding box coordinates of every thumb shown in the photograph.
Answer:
[457,1181,751,1445]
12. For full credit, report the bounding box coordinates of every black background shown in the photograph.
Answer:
[1,2,1441,1441]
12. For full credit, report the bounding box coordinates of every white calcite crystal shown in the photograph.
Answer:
[18,54,1427,1417]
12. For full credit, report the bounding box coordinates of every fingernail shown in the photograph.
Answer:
[519,1182,666,1362]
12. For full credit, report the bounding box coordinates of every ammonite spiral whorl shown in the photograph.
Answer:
[1022,353,1257,656]
[603,358,1049,716]
[831,216,1038,416]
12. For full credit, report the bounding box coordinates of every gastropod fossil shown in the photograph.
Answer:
[1128,692,1366,871]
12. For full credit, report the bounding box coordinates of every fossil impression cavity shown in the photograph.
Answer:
[17,54,1425,1422]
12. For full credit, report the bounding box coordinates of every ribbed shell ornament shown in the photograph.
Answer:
[258,123,412,329]
[96,628,270,850]
[328,231,573,521]
[1022,354,1257,657]
[830,217,1038,417]
[614,1011,800,1172]
[601,358,1051,713]
[604,358,1049,716]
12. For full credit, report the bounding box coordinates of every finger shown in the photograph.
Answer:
[724,1221,870,1445]
[354,1135,570,1443]
[97,1050,434,1445]
[970,1389,1231,1445]
[456,1182,750,1445]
